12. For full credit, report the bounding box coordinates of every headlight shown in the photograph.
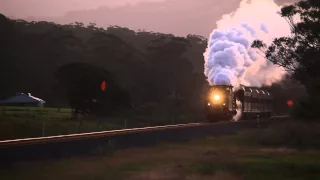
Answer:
[210,92,223,103]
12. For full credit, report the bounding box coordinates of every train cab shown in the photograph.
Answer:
[204,85,236,121]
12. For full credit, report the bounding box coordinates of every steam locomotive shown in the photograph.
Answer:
[204,84,274,122]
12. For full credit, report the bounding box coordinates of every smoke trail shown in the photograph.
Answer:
[204,0,291,90]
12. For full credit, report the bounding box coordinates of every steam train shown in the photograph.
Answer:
[204,85,274,122]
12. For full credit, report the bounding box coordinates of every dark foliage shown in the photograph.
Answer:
[252,0,320,119]
[0,14,208,119]
[0,13,304,120]
[55,62,131,116]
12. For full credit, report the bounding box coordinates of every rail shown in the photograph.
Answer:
[0,115,289,148]
[0,122,209,148]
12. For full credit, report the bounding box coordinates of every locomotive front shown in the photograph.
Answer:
[204,85,235,121]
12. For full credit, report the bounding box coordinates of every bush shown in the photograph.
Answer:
[290,96,320,121]
[254,121,320,149]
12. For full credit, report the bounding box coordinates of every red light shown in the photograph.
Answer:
[287,100,294,107]
[100,80,106,91]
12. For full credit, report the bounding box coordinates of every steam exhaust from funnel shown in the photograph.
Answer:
[203,0,291,90]
[232,99,242,122]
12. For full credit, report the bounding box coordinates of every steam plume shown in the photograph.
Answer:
[204,0,291,90]
[233,99,242,122]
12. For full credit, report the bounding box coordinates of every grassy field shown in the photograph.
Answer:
[0,106,72,119]
[0,106,204,140]
[0,106,127,140]
[0,115,125,140]
[1,120,319,180]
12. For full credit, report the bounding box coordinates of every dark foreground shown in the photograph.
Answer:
[0,119,267,163]
[0,120,320,180]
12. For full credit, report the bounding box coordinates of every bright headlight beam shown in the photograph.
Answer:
[214,94,220,101]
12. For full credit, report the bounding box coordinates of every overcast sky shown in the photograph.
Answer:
[0,0,167,18]
[0,0,298,37]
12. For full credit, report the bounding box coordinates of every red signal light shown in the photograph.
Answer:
[287,100,294,107]
[100,80,106,91]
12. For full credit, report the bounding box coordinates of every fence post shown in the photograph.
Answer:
[257,114,260,128]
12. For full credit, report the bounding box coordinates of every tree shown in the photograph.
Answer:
[0,14,17,99]
[145,36,200,122]
[54,62,131,118]
[0,13,208,124]
[252,0,320,118]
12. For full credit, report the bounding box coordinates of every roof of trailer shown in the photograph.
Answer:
[208,84,272,96]
[239,84,271,95]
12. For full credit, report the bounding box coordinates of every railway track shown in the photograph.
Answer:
[0,115,289,163]
[0,121,222,148]
[0,115,289,148]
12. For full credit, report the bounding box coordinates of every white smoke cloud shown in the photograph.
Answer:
[260,23,269,33]
[233,99,242,122]
[204,0,291,89]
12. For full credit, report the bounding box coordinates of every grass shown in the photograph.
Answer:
[0,106,137,140]
[0,106,72,119]
[0,106,204,140]
[190,153,320,180]
[1,120,320,180]
[0,115,124,140]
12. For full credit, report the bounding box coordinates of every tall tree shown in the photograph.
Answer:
[146,36,200,121]
[55,62,131,118]
[252,0,320,117]
[0,14,17,99]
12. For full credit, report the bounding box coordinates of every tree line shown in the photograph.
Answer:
[0,13,208,121]
[0,7,307,121]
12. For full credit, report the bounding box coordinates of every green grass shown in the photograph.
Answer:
[0,156,160,180]
[0,106,204,140]
[0,106,72,119]
[0,115,124,140]
[190,153,320,180]
[0,106,135,140]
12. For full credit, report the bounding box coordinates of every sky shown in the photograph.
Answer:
[0,0,165,18]
[0,0,298,37]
